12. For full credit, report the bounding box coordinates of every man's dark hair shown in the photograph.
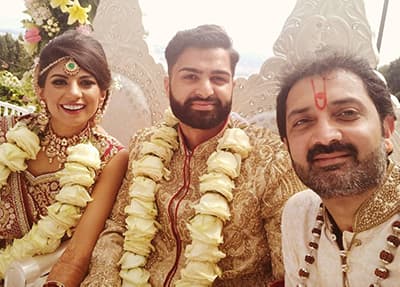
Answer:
[276,53,395,140]
[165,24,239,76]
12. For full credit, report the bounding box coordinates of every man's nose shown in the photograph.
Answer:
[310,120,343,147]
[196,79,214,98]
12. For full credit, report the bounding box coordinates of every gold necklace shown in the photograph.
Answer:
[41,124,91,165]
[297,204,400,287]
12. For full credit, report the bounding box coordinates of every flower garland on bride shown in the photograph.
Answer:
[119,109,252,286]
[0,120,100,278]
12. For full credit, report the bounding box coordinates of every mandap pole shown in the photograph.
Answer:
[376,0,389,52]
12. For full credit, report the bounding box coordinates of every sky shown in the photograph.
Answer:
[1,0,399,77]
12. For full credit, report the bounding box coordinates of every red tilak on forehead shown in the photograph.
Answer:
[311,78,327,110]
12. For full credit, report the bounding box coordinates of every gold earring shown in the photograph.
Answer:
[37,99,49,131]
[93,108,103,125]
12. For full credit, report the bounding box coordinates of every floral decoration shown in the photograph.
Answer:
[0,121,100,278]
[22,0,99,57]
[119,109,252,286]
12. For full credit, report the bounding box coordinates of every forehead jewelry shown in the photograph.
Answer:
[39,56,80,77]
[311,78,327,110]
[63,58,80,76]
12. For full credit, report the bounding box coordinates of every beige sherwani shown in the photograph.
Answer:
[282,162,400,287]
[83,115,304,286]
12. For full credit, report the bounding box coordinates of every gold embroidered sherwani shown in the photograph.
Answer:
[83,115,304,286]
[282,162,400,287]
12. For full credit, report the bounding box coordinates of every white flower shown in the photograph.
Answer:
[217,128,252,158]
[194,193,231,221]
[206,151,241,178]
[124,199,157,219]
[55,185,92,207]
[119,268,151,286]
[129,176,157,202]
[6,122,40,159]
[0,165,11,187]
[119,252,147,269]
[150,126,179,150]
[199,172,235,201]
[163,108,179,127]
[140,141,173,164]
[0,143,28,172]
[57,162,95,187]
[184,240,226,263]
[46,202,82,228]
[187,214,224,245]
[132,155,167,182]
[67,143,101,169]
[177,261,222,285]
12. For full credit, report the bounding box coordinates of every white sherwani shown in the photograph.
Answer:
[282,163,400,287]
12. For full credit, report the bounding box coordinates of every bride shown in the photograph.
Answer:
[0,30,128,287]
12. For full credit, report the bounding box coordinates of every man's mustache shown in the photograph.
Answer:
[184,96,219,106]
[307,141,358,163]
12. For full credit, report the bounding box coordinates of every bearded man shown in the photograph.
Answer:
[82,24,303,286]
[276,53,400,287]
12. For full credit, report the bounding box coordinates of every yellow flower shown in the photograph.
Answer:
[57,162,95,187]
[184,240,226,263]
[50,0,72,13]
[140,141,174,163]
[187,214,224,245]
[0,165,11,188]
[67,143,100,170]
[119,252,147,269]
[6,122,40,160]
[178,261,222,285]
[66,0,92,25]
[124,199,157,219]
[132,155,166,182]
[217,127,252,158]
[199,172,235,201]
[129,176,158,202]
[194,193,231,221]
[119,268,151,286]
[206,151,241,178]
[56,185,93,207]
[163,108,179,127]
[0,143,28,172]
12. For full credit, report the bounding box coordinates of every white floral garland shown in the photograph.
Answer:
[0,121,100,278]
[119,109,252,286]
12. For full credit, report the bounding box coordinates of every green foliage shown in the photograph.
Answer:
[0,33,34,78]
[0,70,36,108]
[380,57,400,100]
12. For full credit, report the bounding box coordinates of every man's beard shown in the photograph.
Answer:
[292,140,387,199]
[169,91,231,129]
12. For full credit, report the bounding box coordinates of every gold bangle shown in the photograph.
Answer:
[43,281,65,287]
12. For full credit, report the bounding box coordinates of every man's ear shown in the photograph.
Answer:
[383,115,395,138]
[164,76,170,97]
[383,115,395,155]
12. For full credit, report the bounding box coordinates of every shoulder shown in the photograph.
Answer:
[283,189,321,226]
[92,126,126,163]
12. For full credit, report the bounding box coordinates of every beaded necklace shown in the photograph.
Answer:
[297,204,400,287]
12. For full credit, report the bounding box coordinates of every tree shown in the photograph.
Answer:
[0,33,34,78]
[380,57,400,100]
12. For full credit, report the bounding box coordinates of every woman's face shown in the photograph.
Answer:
[38,58,105,136]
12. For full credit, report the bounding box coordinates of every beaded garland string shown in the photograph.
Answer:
[297,204,400,287]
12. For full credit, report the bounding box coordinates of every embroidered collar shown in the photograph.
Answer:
[353,161,400,232]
